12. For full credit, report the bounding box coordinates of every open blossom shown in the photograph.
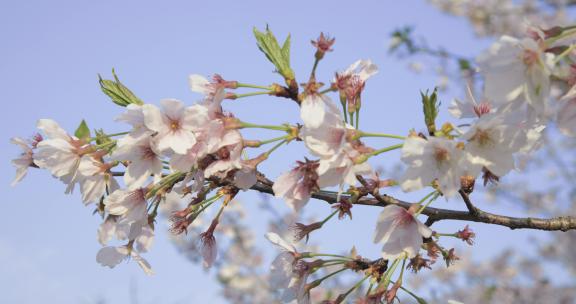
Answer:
[463,112,528,177]
[233,154,268,191]
[33,119,90,193]
[557,87,576,137]
[112,133,163,189]
[301,109,349,158]
[104,188,148,225]
[273,159,320,212]
[373,205,432,259]
[116,104,149,137]
[96,244,153,275]
[142,99,206,154]
[78,153,119,204]
[334,59,379,86]
[400,136,471,197]
[203,130,244,178]
[448,86,493,119]
[188,74,237,96]
[10,137,37,186]
[317,142,372,188]
[300,92,340,129]
[265,232,310,304]
[477,35,554,116]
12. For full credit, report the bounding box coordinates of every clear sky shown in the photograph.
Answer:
[0,1,566,303]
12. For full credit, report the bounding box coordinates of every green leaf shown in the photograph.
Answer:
[99,69,143,107]
[458,58,471,71]
[421,88,440,135]
[74,120,91,141]
[281,34,291,67]
[253,26,294,81]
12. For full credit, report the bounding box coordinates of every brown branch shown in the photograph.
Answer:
[112,171,576,232]
[247,180,576,232]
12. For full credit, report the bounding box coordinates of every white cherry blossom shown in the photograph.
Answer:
[316,143,372,188]
[104,188,148,225]
[557,90,576,137]
[300,93,340,129]
[272,159,319,212]
[477,35,554,116]
[33,119,89,193]
[301,109,349,158]
[400,136,471,197]
[78,154,119,204]
[96,245,153,275]
[337,59,379,82]
[463,112,528,177]
[189,74,212,95]
[10,137,35,186]
[112,133,163,189]
[142,99,205,154]
[373,205,432,259]
[265,233,310,303]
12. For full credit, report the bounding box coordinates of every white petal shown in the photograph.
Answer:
[188,74,210,94]
[37,119,68,139]
[142,104,165,133]
[300,95,326,129]
[96,246,127,268]
[265,232,296,253]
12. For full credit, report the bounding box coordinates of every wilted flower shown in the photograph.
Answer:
[456,225,476,245]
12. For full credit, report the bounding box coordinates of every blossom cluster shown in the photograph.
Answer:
[10,25,576,302]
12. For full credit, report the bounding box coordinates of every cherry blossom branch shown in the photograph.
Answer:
[227,174,576,232]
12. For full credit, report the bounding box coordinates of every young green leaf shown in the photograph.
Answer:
[253,26,295,82]
[421,88,440,135]
[74,119,91,141]
[98,69,144,107]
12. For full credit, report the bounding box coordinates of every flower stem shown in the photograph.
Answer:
[320,209,339,225]
[415,191,440,216]
[546,28,576,47]
[381,256,403,289]
[554,43,576,64]
[233,91,272,99]
[236,83,273,90]
[258,135,289,146]
[196,194,223,214]
[306,253,353,260]
[239,121,290,131]
[89,131,130,142]
[357,131,406,140]
[263,139,288,157]
[435,232,458,238]
[367,144,404,157]
[311,57,320,78]
[338,275,370,303]
[315,267,347,283]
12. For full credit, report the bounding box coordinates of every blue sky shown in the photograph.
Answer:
[1,1,567,303]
